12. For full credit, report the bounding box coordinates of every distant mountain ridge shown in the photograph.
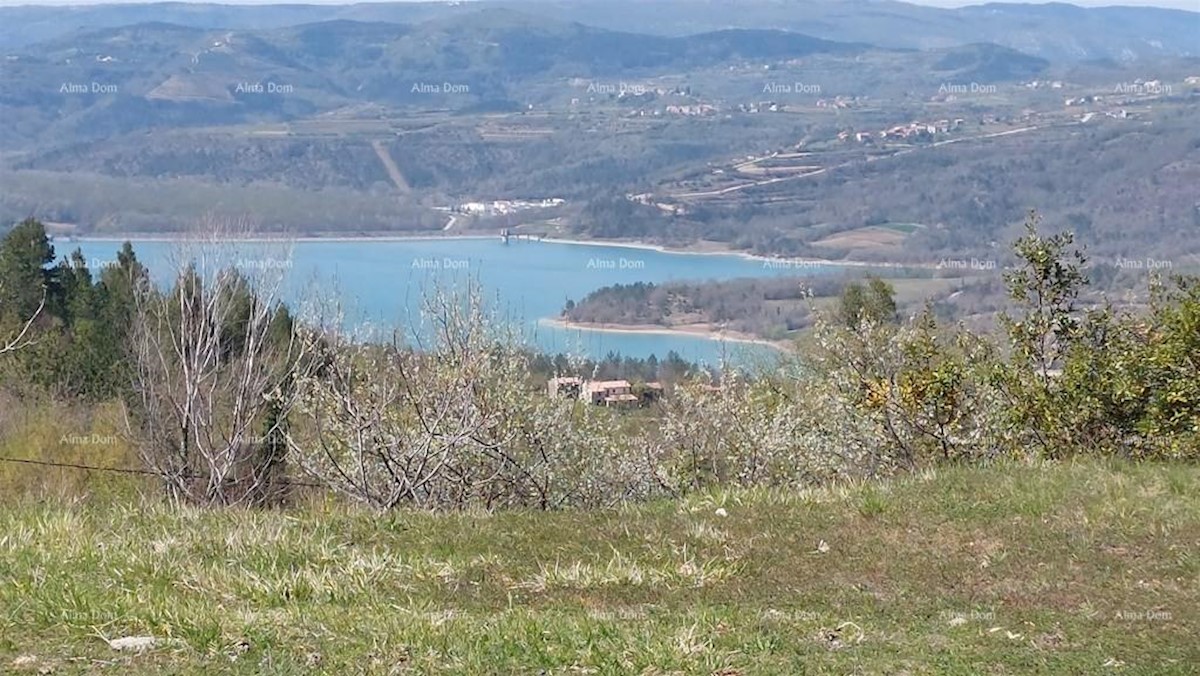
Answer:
[1,0,1196,63]
[0,5,1064,153]
[0,13,889,147]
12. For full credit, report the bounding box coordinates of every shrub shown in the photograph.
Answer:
[287,288,660,510]
[1123,277,1200,459]
[993,212,1200,460]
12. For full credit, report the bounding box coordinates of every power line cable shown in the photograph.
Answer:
[0,455,325,488]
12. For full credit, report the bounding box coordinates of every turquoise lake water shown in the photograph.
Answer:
[71,237,834,365]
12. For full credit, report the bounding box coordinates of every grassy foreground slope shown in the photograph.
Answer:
[1,461,1197,674]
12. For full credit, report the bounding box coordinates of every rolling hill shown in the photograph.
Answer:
[0,14,881,148]
[1,0,1196,63]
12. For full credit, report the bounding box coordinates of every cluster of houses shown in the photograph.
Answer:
[732,96,861,114]
[664,103,718,116]
[593,90,870,119]
[815,96,861,109]
[1067,79,1179,107]
[570,83,717,117]
[547,377,664,406]
[627,192,688,215]
[1022,80,1066,90]
[736,101,782,113]
[1078,109,1132,123]
[615,103,720,118]
[837,118,965,144]
[453,198,565,216]
[568,82,693,100]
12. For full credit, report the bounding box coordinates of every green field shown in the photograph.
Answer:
[2,460,1197,674]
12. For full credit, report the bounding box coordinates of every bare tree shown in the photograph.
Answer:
[0,289,44,356]
[285,287,515,509]
[127,221,309,506]
[286,285,647,510]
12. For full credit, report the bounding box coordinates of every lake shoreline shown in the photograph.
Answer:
[70,231,928,271]
[72,232,816,357]
[539,317,794,354]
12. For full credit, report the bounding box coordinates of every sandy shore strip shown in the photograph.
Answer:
[539,317,795,353]
[71,231,929,271]
[537,236,926,269]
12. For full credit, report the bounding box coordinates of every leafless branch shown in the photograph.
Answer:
[127,218,309,507]
[0,289,45,356]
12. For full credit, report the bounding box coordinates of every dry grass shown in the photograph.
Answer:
[0,459,1197,674]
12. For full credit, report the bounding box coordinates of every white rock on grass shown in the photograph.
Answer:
[108,636,159,651]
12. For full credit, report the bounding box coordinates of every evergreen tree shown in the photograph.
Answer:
[0,218,56,321]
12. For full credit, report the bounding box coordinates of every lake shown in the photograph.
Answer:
[71,236,835,365]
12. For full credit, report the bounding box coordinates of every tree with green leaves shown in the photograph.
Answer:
[0,219,55,319]
[994,210,1090,457]
[1135,276,1200,459]
[0,219,53,360]
[838,276,898,329]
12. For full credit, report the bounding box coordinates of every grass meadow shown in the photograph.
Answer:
[1,460,1196,674]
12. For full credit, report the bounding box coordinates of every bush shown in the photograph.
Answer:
[993,212,1200,460]
[287,288,661,510]
[655,370,828,491]
[794,305,1007,473]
